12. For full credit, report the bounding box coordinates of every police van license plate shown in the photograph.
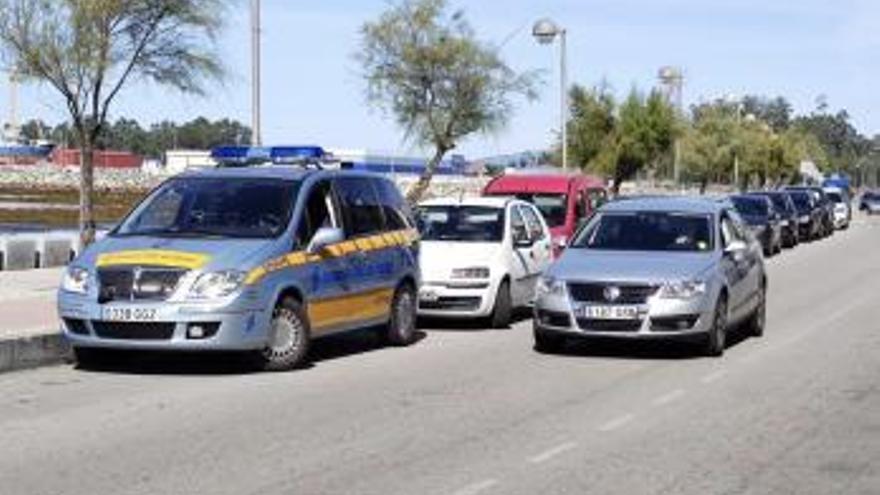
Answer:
[578,305,639,320]
[101,307,158,322]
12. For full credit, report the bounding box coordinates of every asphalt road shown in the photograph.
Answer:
[2,217,879,495]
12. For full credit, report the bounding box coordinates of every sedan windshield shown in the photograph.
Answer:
[571,211,713,252]
[419,205,504,242]
[790,192,812,212]
[731,196,769,217]
[115,178,298,238]
[826,191,843,203]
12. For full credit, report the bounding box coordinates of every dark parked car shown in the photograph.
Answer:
[788,190,823,241]
[749,191,799,248]
[730,195,783,256]
[860,190,880,215]
[784,186,834,237]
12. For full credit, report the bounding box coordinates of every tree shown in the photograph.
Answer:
[357,0,538,203]
[567,87,678,194]
[793,108,870,175]
[681,108,737,193]
[0,0,224,246]
[741,95,792,132]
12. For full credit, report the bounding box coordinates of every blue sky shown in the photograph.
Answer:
[5,0,880,158]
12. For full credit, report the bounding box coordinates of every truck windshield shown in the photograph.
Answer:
[572,211,713,252]
[418,205,504,242]
[115,178,299,238]
[515,194,567,228]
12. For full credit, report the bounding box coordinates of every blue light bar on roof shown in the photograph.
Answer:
[211,145,327,166]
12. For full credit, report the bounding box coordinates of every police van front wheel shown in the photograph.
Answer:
[383,284,418,346]
[255,298,311,371]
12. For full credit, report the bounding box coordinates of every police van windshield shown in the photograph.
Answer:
[115,178,299,239]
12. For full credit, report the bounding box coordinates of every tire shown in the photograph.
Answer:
[489,280,512,329]
[747,282,766,337]
[254,297,311,371]
[72,347,110,369]
[704,295,728,357]
[534,329,565,354]
[384,283,418,346]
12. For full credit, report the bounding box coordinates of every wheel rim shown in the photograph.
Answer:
[264,312,303,359]
[395,291,415,337]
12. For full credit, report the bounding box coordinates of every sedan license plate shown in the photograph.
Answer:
[101,307,158,322]
[578,305,640,320]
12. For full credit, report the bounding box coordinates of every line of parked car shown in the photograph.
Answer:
[55,146,861,371]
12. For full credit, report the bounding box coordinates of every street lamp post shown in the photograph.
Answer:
[251,0,262,146]
[533,18,568,170]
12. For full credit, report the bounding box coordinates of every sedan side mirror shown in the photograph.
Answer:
[307,227,345,255]
[724,240,747,259]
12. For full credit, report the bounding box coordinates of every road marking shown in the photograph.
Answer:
[651,388,686,406]
[598,413,635,432]
[701,370,727,384]
[451,479,499,495]
[528,442,577,464]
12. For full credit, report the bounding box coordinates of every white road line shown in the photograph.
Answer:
[598,413,635,432]
[701,369,727,384]
[651,388,686,406]
[528,442,578,464]
[451,479,499,495]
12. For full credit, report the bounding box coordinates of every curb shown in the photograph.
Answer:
[0,331,70,373]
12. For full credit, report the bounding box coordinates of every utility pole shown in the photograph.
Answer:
[533,19,568,170]
[251,0,262,146]
[658,66,683,184]
[3,68,21,143]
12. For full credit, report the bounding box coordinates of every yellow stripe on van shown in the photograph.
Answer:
[243,228,420,285]
[309,287,395,332]
[96,250,210,270]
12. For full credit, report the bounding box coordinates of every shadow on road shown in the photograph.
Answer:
[72,329,428,376]
[537,325,754,361]
[419,308,532,332]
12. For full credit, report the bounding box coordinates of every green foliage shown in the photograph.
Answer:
[792,109,870,174]
[357,0,538,202]
[0,0,226,244]
[565,84,680,192]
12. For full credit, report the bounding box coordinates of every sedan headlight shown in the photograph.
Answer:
[659,280,707,299]
[61,266,90,294]
[536,276,566,297]
[799,215,810,223]
[451,267,490,279]
[188,270,247,299]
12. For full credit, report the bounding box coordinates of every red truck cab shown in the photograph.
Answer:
[483,171,607,256]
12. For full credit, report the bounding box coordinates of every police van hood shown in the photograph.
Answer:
[78,235,277,273]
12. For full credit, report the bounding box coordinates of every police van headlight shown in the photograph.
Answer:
[189,270,247,299]
[61,266,90,294]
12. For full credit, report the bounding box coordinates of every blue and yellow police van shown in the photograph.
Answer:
[58,146,421,370]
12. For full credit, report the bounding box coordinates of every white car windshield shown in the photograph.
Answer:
[418,205,504,242]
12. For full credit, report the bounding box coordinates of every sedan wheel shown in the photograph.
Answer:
[748,283,766,337]
[704,296,728,357]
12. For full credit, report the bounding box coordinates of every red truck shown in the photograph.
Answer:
[483,171,607,256]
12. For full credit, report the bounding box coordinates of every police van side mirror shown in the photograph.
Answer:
[307,227,345,255]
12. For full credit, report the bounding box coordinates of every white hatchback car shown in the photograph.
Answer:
[416,197,553,327]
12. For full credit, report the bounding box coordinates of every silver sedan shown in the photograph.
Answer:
[533,196,767,357]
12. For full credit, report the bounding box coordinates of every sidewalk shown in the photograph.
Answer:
[0,268,69,372]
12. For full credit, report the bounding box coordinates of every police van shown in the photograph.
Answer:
[58,146,421,371]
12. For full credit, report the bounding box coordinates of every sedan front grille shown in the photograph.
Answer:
[98,267,187,302]
[577,318,643,332]
[567,283,659,304]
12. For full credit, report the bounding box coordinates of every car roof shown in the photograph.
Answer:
[484,172,605,194]
[419,196,514,208]
[600,196,723,214]
[177,166,385,183]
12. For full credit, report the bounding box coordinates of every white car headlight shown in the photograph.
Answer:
[61,266,90,294]
[659,280,707,299]
[451,267,490,279]
[188,270,247,299]
[536,276,566,297]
